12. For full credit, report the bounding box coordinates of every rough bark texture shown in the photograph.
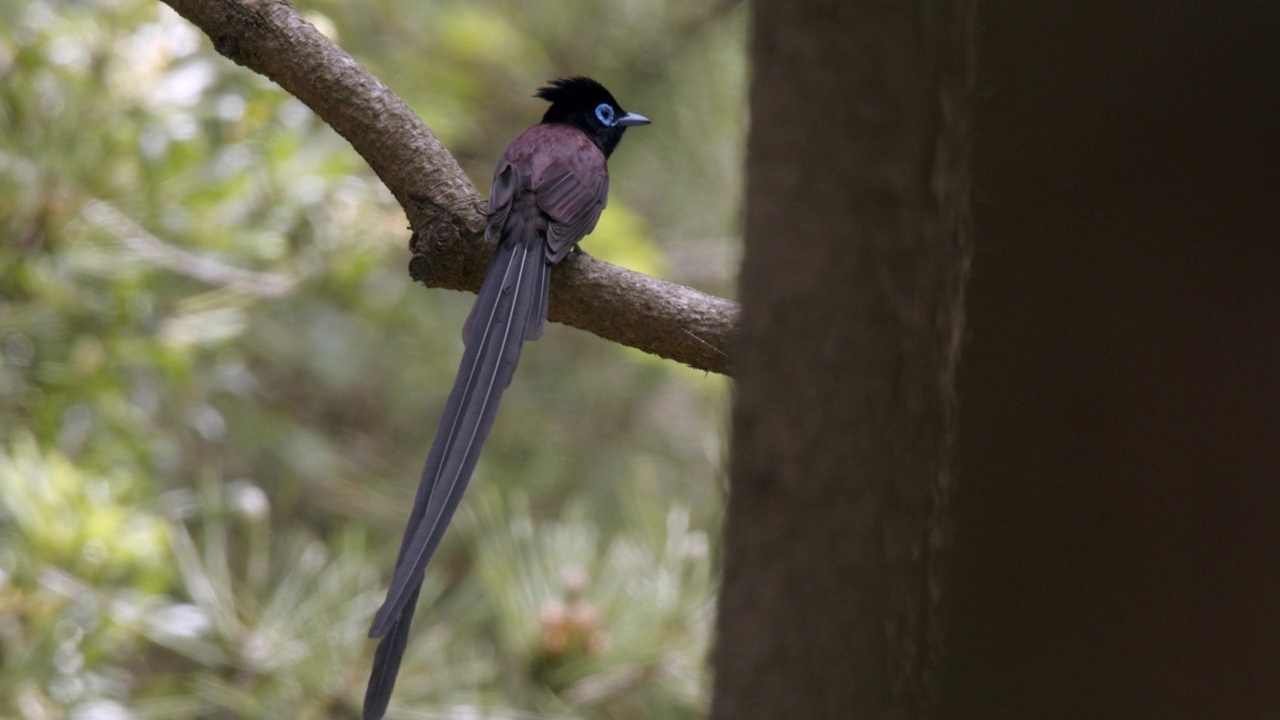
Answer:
[161,0,738,375]
[943,3,1280,718]
[710,2,972,719]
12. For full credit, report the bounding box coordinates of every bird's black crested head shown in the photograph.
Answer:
[536,76,649,158]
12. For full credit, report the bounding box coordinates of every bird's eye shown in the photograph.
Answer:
[594,103,616,126]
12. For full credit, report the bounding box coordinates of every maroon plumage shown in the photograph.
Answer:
[363,78,648,720]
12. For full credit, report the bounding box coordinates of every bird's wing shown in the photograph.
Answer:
[535,165,609,263]
[484,159,519,241]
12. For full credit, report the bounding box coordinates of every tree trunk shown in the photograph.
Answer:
[943,3,1280,718]
[710,2,972,719]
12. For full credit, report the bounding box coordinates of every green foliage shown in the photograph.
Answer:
[0,436,173,715]
[479,490,714,719]
[0,0,742,717]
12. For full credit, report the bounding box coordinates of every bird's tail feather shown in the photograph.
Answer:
[362,224,550,719]
[362,582,420,720]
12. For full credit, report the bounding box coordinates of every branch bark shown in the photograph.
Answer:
[161,0,738,375]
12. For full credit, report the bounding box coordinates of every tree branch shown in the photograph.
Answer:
[161,0,738,375]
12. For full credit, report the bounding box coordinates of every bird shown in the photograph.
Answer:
[362,77,649,720]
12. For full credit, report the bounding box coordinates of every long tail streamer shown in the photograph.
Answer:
[363,222,550,720]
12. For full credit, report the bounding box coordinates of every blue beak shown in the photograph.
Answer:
[617,112,651,127]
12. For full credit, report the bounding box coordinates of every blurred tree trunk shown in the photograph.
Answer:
[943,3,1280,718]
[710,2,972,719]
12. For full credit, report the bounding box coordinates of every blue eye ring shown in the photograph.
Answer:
[594,103,616,126]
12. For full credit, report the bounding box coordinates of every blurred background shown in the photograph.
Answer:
[0,1,745,717]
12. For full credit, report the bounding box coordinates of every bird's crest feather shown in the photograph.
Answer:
[535,76,617,107]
